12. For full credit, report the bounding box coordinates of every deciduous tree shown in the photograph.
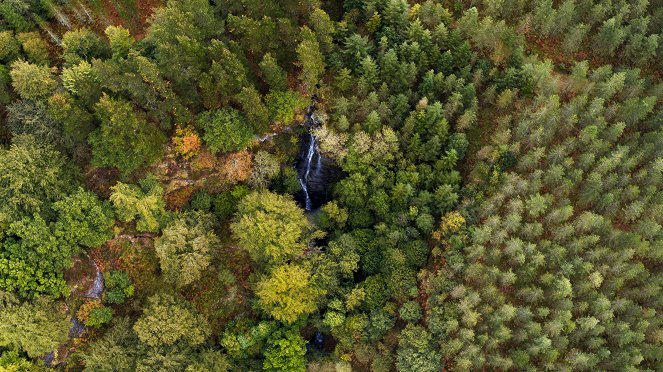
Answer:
[16,32,49,65]
[109,176,168,233]
[105,26,134,59]
[263,329,307,371]
[265,91,308,125]
[9,60,56,99]
[103,270,134,304]
[0,292,69,358]
[248,151,280,189]
[155,211,219,288]
[133,293,210,348]
[89,95,166,176]
[0,31,19,63]
[396,324,442,372]
[256,264,320,324]
[0,135,75,222]
[231,191,317,266]
[60,28,108,65]
[52,188,114,248]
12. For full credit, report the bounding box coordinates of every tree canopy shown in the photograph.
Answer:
[196,108,254,154]
[3,1,663,370]
[0,292,69,358]
[155,211,219,288]
[89,95,166,176]
[256,264,320,324]
[231,191,317,266]
[133,293,211,348]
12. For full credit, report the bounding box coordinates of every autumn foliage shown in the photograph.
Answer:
[172,125,202,160]
[218,150,253,185]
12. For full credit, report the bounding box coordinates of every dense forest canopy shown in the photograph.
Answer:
[0,0,662,371]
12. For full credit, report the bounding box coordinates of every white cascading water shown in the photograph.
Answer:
[85,263,104,299]
[299,134,317,211]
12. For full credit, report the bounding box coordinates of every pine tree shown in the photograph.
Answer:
[296,26,325,91]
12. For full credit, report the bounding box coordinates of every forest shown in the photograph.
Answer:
[0,0,662,371]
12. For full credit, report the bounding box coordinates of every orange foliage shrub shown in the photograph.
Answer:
[118,238,159,290]
[218,150,253,184]
[164,185,195,210]
[91,241,123,273]
[191,149,217,173]
[172,125,201,160]
[77,299,102,323]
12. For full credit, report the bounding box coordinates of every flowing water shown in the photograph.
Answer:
[85,264,104,299]
[299,133,317,211]
[69,318,85,338]
[296,107,334,212]
[257,132,279,142]
[257,105,331,211]
[44,261,103,366]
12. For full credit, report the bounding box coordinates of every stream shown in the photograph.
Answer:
[44,262,104,367]
[296,106,340,351]
[85,263,104,299]
[298,132,318,211]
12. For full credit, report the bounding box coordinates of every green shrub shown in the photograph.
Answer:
[273,167,302,195]
[213,185,249,219]
[197,108,254,154]
[86,306,113,327]
[399,301,422,323]
[265,91,308,125]
[103,270,134,304]
[0,31,20,63]
[190,190,213,211]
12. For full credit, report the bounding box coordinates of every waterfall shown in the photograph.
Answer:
[295,105,340,212]
[85,264,104,299]
[299,133,317,211]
